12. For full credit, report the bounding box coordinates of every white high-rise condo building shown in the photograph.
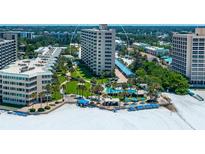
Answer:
[0,39,17,69]
[81,24,115,76]
[0,47,62,106]
[171,28,205,87]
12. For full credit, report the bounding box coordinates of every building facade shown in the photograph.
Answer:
[133,42,169,57]
[171,28,205,87]
[0,47,62,106]
[0,31,33,40]
[0,39,17,69]
[80,24,115,76]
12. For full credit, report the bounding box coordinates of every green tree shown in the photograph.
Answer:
[90,77,97,86]
[30,92,37,108]
[45,84,52,105]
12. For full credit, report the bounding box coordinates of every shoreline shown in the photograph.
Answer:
[0,90,204,130]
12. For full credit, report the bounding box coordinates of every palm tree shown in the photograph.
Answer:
[38,91,45,108]
[81,84,87,97]
[121,83,128,98]
[77,83,86,97]
[31,92,37,108]
[77,78,86,96]
[62,84,66,92]
[128,78,137,87]
[148,82,161,100]
[45,84,52,106]
[119,91,127,101]
[69,66,75,73]
[78,78,85,84]
[100,71,106,84]
[92,84,104,102]
[90,77,97,86]
[111,81,117,89]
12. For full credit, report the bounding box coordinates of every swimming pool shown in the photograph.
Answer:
[105,88,136,94]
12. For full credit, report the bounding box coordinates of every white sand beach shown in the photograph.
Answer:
[0,90,204,130]
[166,90,205,130]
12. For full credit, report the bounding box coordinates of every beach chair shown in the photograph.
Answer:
[128,107,136,111]
[136,105,144,110]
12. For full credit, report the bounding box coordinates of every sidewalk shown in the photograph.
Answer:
[18,99,64,113]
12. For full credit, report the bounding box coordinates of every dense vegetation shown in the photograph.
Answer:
[130,50,189,95]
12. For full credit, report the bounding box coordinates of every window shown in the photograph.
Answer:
[193,47,198,50]
[199,47,204,50]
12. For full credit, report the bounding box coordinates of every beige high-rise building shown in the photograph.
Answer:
[80,24,115,76]
[171,28,205,87]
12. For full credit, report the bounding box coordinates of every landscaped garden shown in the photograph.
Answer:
[63,61,110,97]
[64,80,91,97]
[71,63,108,84]
[50,73,66,101]
[57,75,67,84]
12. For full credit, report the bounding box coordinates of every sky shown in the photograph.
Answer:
[0,0,205,24]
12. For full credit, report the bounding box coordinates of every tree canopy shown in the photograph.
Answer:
[131,50,189,95]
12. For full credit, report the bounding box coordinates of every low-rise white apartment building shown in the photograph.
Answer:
[171,28,205,87]
[0,47,62,106]
[80,24,116,76]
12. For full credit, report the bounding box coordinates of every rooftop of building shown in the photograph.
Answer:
[81,28,114,32]
[0,58,51,76]
[133,42,169,51]
[81,24,114,32]
[0,39,14,45]
[173,28,205,37]
[0,47,62,76]
[115,59,135,77]
[145,46,169,51]
[35,46,62,58]
[0,31,34,34]
[133,42,148,46]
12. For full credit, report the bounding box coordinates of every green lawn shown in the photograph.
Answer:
[96,78,109,84]
[58,74,67,84]
[71,64,109,84]
[71,66,93,81]
[64,81,91,97]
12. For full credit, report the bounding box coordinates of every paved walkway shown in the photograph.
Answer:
[115,68,128,83]
[18,99,63,112]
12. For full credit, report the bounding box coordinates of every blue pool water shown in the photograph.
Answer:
[106,88,136,94]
